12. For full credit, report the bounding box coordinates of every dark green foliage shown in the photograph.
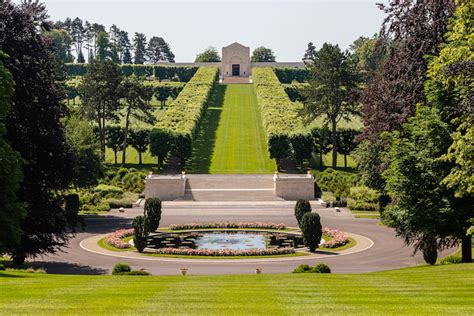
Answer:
[290,133,313,167]
[64,194,80,232]
[313,263,331,273]
[44,29,74,63]
[149,129,171,168]
[251,46,276,62]
[316,168,359,200]
[195,47,221,62]
[303,42,317,61]
[300,212,322,252]
[115,270,150,276]
[274,67,309,83]
[65,115,104,187]
[128,129,149,165]
[439,254,462,265]
[112,262,131,275]
[337,129,360,168]
[311,127,332,166]
[133,32,147,64]
[422,238,438,265]
[293,263,331,273]
[146,36,174,63]
[303,43,360,168]
[144,198,162,232]
[283,83,307,102]
[106,126,124,165]
[133,216,148,253]
[0,56,24,252]
[65,63,88,76]
[1,2,76,264]
[347,186,379,212]
[154,85,172,108]
[295,200,312,227]
[106,168,146,193]
[352,139,386,192]
[92,184,123,199]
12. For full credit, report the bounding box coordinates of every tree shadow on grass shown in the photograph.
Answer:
[31,261,108,275]
[186,85,227,174]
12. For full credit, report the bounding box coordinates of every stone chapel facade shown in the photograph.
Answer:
[220,42,251,78]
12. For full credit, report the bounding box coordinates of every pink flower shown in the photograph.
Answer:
[321,227,349,248]
[168,222,286,231]
[105,229,134,249]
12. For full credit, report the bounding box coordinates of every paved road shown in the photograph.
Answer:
[31,206,455,275]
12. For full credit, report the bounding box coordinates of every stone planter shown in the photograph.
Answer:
[180,268,188,276]
[255,268,263,274]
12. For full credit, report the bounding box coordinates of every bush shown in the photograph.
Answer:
[133,216,148,253]
[106,168,147,193]
[313,263,331,273]
[293,263,331,273]
[300,212,322,252]
[294,199,312,227]
[315,168,359,200]
[292,264,312,273]
[439,255,462,265]
[273,67,309,83]
[115,270,150,276]
[144,198,162,232]
[92,184,123,199]
[112,262,131,275]
[0,263,5,271]
[347,186,379,211]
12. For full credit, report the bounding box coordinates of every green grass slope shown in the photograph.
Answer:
[187,84,276,173]
[0,264,472,315]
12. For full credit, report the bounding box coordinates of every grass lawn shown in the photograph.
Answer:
[187,84,276,174]
[0,264,473,314]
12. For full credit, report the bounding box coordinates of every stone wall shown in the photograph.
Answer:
[274,173,315,200]
[144,174,186,201]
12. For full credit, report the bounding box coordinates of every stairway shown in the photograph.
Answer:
[181,174,281,201]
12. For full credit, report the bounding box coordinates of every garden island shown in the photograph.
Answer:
[0,0,472,314]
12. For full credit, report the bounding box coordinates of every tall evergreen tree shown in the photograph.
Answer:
[133,32,147,64]
[0,1,76,264]
[146,36,175,63]
[303,42,316,61]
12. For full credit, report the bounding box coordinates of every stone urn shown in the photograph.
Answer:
[255,267,263,275]
[180,268,188,276]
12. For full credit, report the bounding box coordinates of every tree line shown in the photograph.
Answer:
[47,17,175,64]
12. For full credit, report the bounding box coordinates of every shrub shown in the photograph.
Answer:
[294,200,312,227]
[115,270,150,276]
[315,168,359,200]
[300,212,322,252]
[112,262,131,275]
[144,198,162,232]
[273,67,309,83]
[439,255,462,265]
[313,263,331,273]
[347,186,379,211]
[133,216,148,253]
[293,264,313,273]
[92,184,123,199]
[0,264,5,271]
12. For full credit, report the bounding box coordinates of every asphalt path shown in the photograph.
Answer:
[31,207,455,275]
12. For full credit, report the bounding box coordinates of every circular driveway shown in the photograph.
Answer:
[31,206,455,275]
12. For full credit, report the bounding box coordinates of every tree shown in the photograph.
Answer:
[336,129,360,168]
[146,36,175,63]
[64,115,104,187]
[79,60,122,158]
[349,35,386,82]
[120,76,154,166]
[132,215,148,253]
[303,42,316,61]
[144,198,162,232]
[119,31,132,64]
[1,1,76,264]
[195,47,221,62]
[0,55,24,253]
[154,85,172,109]
[129,129,149,165]
[133,32,147,64]
[149,129,171,168]
[300,212,322,252]
[251,46,276,62]
[383,106,472,265]
[44,29,74,63]
[106,126,124,165]
[311,127,332,166]
[361,1,456,140]
[294,200,312,228]
[95,31,111,62]
[303,43,360,168]
[290,133,313,167]
[71,17,85,63]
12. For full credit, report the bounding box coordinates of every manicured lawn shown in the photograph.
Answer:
[187,84,276,173]
[0,264,472,314]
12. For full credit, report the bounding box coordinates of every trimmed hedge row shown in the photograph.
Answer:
[273,67,309,83]
[65,63,198,82]
[150,67,219,165]
[252,68,312,161]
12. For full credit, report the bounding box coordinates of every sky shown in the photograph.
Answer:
[37,0,388,62]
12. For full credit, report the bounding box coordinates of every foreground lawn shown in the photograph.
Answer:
[0,264,472,315]
[187,84,276,173]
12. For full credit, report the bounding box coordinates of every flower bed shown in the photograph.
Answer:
[168,222,286,231]
[321,228,349,248]
[105,229,134,249]
[151,247,295,256]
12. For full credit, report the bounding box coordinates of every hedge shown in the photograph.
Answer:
[273,67,309,83]
[65,63,198,82]
[149,67,218,166]
[252,68,312,161]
